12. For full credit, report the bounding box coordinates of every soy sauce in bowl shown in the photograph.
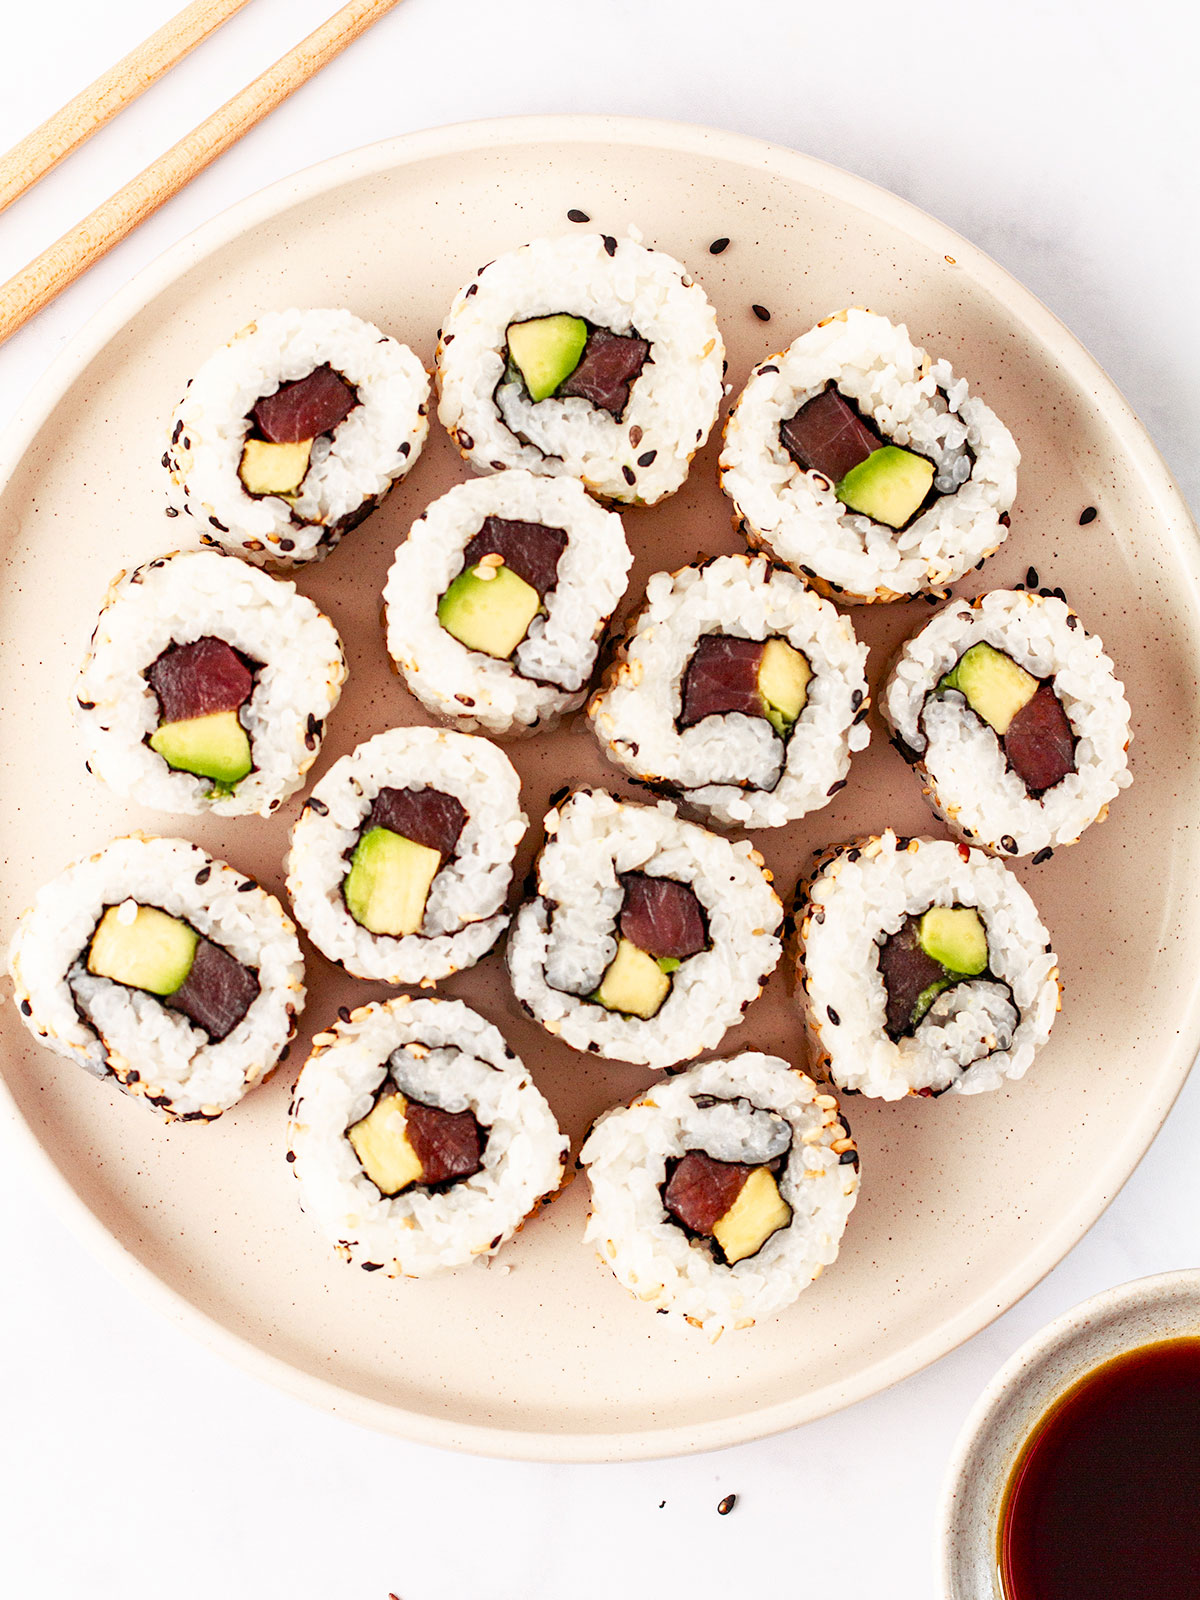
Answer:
[998,1337,1200,1600]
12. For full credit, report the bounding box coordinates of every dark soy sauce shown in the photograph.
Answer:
[999,1338,1200,1600]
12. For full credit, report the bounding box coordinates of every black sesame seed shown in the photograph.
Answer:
[279,538,295,551]
[308,797,329,816]
[19,999,31,1016]
[568,208,590,224]
[285,1150,296,1163]
[751,305,771,321]
[1066,613,1078,631]
[361,1262,384,1272]
[839,1149,860,1167]
[1001,835,1018,853]
[847,849,861,862]
[1079,506,1097,525]
[195,866,211,885]
[717,1494,737,1516]
[160,452,170,469]
[637,450,657,468]
[1032,847,1054,864]
[458,431,474,451]
[602,235,617,257]
[999,512,1012,528]
[237,880,254,893]
[827,1006,841,1026]
[709,238,730,254]
[827,779,847,797]
[338,1006,351,1023]
[210,516,229,533]
[1053,587,1066,602]
[851,689,863,709]
[399,441,411,457]
[1026,567,1039,589]
[622,465,636,486]
[760,364,779,374]
[165,505,179,518]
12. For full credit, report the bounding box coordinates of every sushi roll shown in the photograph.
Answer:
[8,834,303,1120]
[287,996,569,1276]
[720,308,1019,604]
[882,589,1132,858]
[507,788,782,1070]
[166,308,429,566]
[580,1051,859,1338]
[588,553,871,829]
[286,727,526,986]
[435,232,724,506]
[796,831,1060,1100]
[383,470,631,736]
[76,549,346,817]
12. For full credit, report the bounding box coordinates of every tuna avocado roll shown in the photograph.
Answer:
[882,589,1132,857]
[286,726,527,986]
[8,834,304,1120]
[166,308,429,565]
[287,996,569,1276]
[506,788,782,1070]
[796,831,1060,1099]
[76,549,346,817]
[580,1051,859,1338]
[721,308,1019,603]
[588,553,870,828]
[435,232,724,506]
[383,469,631,736]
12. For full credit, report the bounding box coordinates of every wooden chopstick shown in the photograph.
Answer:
[0,0,254,217]
[0,0,404,349]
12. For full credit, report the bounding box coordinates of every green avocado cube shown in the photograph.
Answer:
[506,315,588,402]
[910,975,953,1029]
[437,562,540,659]
[343,827,441,937]
[938,642,1038,735]
[757,637,812,735]
[919,906,989,977]
[596,938,671,1019]
[87,903,198,995]
[835,445,935,529]
[150,709,253,787]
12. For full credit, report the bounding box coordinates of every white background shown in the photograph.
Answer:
[2,3,1198,1596]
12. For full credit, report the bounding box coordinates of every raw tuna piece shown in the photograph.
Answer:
[404,1099,484,1185]
[679,635,766,729]
[147,637,253,724]
[663,1150,752,1236]
[166,938,259,1042]
[252,364,357,443]
[619,873,708,959]
[368,787,467,859]
[462,516,568,596]
[1004,683,1076,794]
[557,328,650,416]
[878,918,950,1041]
[779,384,882,482]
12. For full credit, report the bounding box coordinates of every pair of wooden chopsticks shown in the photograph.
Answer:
[0,0,404,348]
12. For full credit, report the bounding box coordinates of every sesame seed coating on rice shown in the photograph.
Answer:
[506,788,783,1070]
[7,834,304,1120]
[588,553,870,828]
[383,470,631,737]
[436,232,724,506]
[797,831,1060,1100]
[287,997,569,1276]
[166,308,429,566]
[76,549,346,818]
[286,726,527,986]
[581,1052,859,1339]
[720,308,1019,603]
[882,589,1132,857]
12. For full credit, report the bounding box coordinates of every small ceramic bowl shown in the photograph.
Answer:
[937,1269,1200,1599]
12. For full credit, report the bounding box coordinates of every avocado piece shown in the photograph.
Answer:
[347,1090,423,1195]
[940,642,1038,736]
[657,956,681,974]
[712,1167,792,1264]
[238,437,312,496]
[150,709,252,786]
[757,638,812,735]
[506,314,588,402]
[911,976,953,1029]
[595,937,671,1019]
[343,827,442,937]
[835,444,935,529]
[919,906,988,976]
[437,561,540,659]
[87,903,198,996]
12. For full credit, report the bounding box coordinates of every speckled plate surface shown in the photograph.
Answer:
[1,116,1197,1462]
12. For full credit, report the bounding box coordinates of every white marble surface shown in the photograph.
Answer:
[1,3,1197,1596]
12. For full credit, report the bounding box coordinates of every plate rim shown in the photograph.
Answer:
[2,112,1197,1462]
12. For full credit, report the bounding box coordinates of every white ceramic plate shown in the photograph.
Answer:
[2,116,1197,1462]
